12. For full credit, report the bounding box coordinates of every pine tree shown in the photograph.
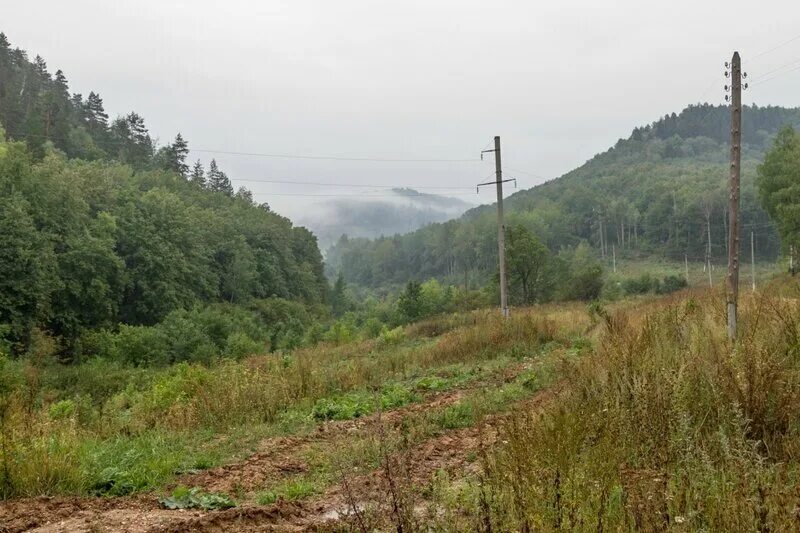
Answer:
[172,133,189,177]
[85,92,108,131]
[190,160,206,186]
[207,159,233,196]
[33,55,49,79]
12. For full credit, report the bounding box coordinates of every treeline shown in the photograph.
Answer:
[327,104,796,288]
[0,130,328,358]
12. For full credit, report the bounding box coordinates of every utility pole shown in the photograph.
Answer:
[750,231,756,292]
[725,52,745,340]
[479,137,515,317]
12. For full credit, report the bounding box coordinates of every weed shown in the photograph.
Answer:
[159,485,235,510]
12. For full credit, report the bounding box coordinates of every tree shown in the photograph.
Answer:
[758,126,800,272]
[110,112,153,169]
[207,159,233,196]
[190,160,205,186]
[506,225,551,304]
[330,273,350,317]
[0,195,56,353]
[170,133,190,177]
[397,280,424,321]
[156,133,189,178]
[560,242,603,301]
[85,92,108,132]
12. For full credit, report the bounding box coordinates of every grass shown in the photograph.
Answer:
[0,304,590,499]
[249,354,563,508]
[416,282,800,531]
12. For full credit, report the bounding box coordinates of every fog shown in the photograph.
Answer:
[5,0,800,229]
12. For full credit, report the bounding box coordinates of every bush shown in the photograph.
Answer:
[223,332,262,359]
[378,325,405,346]
[656,274,688,294]
[622,273,657,295]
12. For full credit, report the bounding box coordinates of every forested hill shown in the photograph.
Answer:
[327,104,800,288]
[0,33,328,358]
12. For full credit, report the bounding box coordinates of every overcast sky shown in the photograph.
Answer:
[5,1,800,221]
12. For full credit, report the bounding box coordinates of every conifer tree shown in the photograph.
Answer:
[190,160,206,186]
[85,92,108,132]
[207,159,233,196]
[173,133,189,177]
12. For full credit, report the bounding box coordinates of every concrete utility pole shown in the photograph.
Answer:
[751,231,756,292]
[479,137,514,317]
[725,52,744,340]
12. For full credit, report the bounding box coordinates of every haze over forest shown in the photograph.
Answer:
[6,0,800,231]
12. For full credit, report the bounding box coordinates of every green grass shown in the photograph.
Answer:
[256,478,320,505]
[1,305,589,499]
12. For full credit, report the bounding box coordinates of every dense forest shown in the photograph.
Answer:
[0,33,329,360]
[327,104,800,288]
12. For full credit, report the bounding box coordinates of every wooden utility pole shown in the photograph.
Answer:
[750,231,756,292]
[726,52,743,340]
[479,137,514,317]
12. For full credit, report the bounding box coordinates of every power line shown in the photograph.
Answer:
[189,148,480,163]
[750,63,800,86]
[230,177,476,190]
[249,190,479,198]
[3,129,482,163]
[748,56,800,82]
[504,166,547,180]
[751,31,800,60]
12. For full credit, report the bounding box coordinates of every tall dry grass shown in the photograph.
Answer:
[472,289,800,531]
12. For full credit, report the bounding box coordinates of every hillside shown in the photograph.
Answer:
[327,104,800,288]
[0,34,329,360]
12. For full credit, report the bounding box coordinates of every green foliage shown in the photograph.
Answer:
[310,383,419,421]
[160,485,235,510]
[397,281,424,321]
[506,224,552,304]
[656,274,688,294]
[623,273,657,295]
[758,126,800,270]
[378,325,405,346]
[622,273,688,296]
[327,104,793,291]
[0,37,329,358]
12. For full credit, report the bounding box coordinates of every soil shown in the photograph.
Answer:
[0,367,558,532]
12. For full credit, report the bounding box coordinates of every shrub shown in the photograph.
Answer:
[378,326,405,346]
[622,273,656,295]
[656,274,688,294]
[223,332,262,359]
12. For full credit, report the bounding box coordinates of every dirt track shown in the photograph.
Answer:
[0,369,558,533]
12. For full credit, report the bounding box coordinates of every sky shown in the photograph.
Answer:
[5,0,800,222]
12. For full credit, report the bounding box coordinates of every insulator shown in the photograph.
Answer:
[743,72,748,78]
[725,62,729,68]
[725,95,730,101]
[725,85,729,91]
[744,83,749,90]
[725,71,730,78]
